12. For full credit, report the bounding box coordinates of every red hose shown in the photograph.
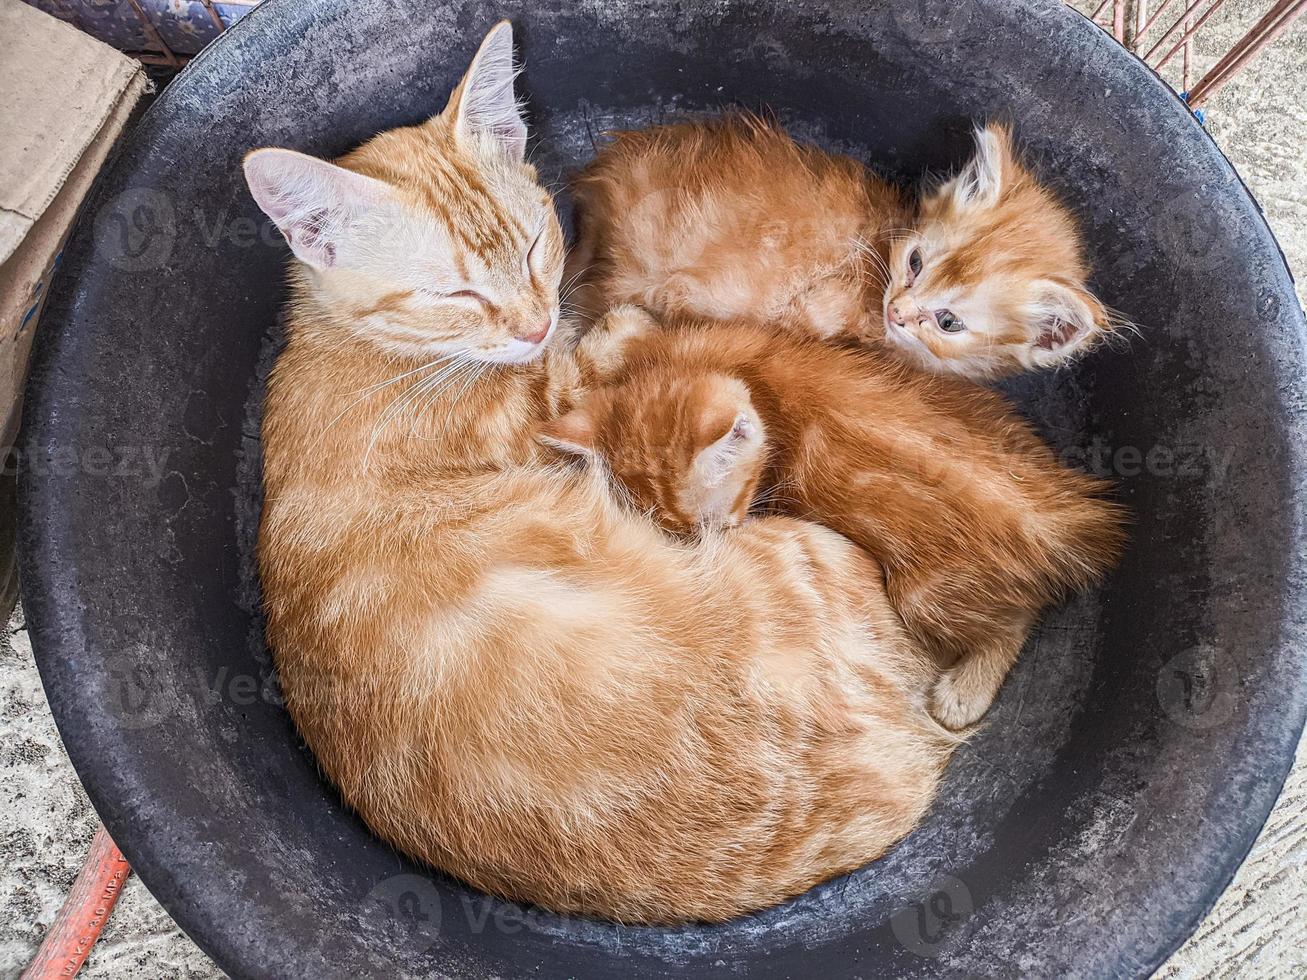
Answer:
[21,824,131,979]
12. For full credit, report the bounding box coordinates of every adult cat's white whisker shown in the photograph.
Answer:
[443,361,488,417]
[403,358,480,435]
[559,263,594,303]
[345,355,448,396]
[362,354,478,465]
[318,354,458,440]
[417,360,482,421]
[362,379,433,467]
[400,356,487,439]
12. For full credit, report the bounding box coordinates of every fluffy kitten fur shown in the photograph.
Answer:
[249,23,956,924]
[539,312,1127,729]
[567,116,1116,380]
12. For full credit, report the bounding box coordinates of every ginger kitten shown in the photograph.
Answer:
[539,311,1128,729]
[567,117,1117,380]
[247,23,956,924]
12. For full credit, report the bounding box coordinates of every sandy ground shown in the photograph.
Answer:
[1,608,219,978]
[3,2,1306,977]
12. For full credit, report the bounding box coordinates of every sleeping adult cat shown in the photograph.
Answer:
[245,22,954,924]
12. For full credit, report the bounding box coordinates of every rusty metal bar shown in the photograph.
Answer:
[130,50,194,67]
[1184,0,1294,96]
[198,0,227,32]
[1155,0,1223,67]
[1072,0,1306,110]
[123,0,181,69]
[1141,0,1210,59]
[1138,0,1182,38]
[1183,7,1194,89]
[1188,0,1307,104]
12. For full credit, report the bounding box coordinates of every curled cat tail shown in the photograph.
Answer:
[921,707,981,747]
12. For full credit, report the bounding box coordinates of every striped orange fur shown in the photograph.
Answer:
[568,116,1118,380]
[540,313,1128,729]
[248,23,956,924]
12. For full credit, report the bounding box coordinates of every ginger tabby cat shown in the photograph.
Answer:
[568,116,1119,380]
[539,311,1127,729]
[247,23,955,924]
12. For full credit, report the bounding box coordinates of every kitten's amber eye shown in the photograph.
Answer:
[908,248,924,278]
[936,310,965,333]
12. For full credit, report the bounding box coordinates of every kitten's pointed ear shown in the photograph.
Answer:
[537,405,597,458]
[695,410,763,488]
[1031,280,1111,366]
[945,122,1017,211]
[447,21,527,163]
[243,148,394,270]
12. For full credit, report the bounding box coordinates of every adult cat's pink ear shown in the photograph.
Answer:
[447,21,527,163]
[941,122,1017,212]
[243,148,394,271]
[537,406,597,458]
[1031,280,1111,365]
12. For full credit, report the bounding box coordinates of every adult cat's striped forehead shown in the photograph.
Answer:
[356,128,543,263]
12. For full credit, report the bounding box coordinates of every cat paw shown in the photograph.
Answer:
[929,670,995,731]
[584,305,659,371]
[597,304,658,342]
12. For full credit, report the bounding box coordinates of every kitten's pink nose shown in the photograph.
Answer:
[516,320,551,345]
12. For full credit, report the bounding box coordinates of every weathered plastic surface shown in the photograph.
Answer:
[18,1,1307,977]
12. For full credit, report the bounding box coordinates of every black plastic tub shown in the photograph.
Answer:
[18,0,1307,976]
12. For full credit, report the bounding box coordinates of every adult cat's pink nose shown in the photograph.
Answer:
[516,320,551,345]
[888,304,906,326]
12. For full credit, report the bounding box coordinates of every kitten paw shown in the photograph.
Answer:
[929,670,995,731]
[584,305,659,372]
[597,304,659,342]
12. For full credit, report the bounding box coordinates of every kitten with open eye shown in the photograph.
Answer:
[540,311,1127,729]
[568,117,1119,380]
